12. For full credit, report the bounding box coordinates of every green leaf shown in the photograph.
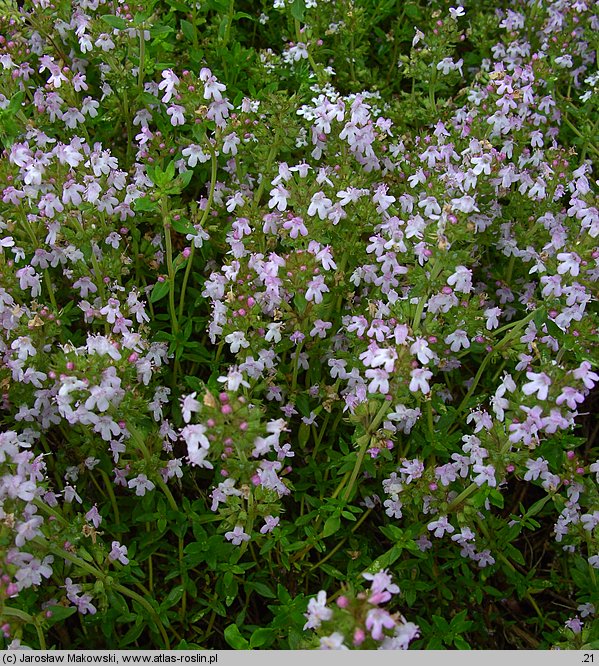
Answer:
[298,422,310,448]
[101,15,128,29]
[367,543,404,573]
[180,19,196,42]
[8,91,24,112]
[505,543,525,566]
[45,605,77,626]
[161,585,184,610]
[207,0,229,11]
[133,196,156,212]
[150,280,170,303]
[533,307,546,330]
[224,624,250,650]
[184,542,207,568]
[150,25,175,38]
[290,0,305,22]
[293,293,307,315]
[488,487,504,509]
[119,618,146,647]
[178,170,194,189]
[246,581,276,599]
[432,614,450,633]
[249,628,274,649]
[295,393,311,417]
[322,513,341,538]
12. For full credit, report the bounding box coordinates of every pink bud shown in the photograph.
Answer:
[336,596,349,608]
[353,629,365,646]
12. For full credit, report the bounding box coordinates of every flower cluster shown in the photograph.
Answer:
[303,570,420,650]
[0,0,596,652]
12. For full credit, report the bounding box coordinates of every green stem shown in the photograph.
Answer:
[43,270,58,311]
[412,295,427,332]
[156,477,179,513]
[251,129,282,224]
[450,309,538,427]
[90,245,108,304]
[38,540,171,649]
[447,482,478,512]
[237,490,255,559]
[426,400,435,442]
[294,18,324,85]
[179,535,187,623]
[341,434,371,503]
[310,509,372,572]
[369,399,392,432]
[20,214,58,311]
[161,197,179,335]
[138,29,145,93]
[291,341,304,392]
[1,609,46,649]
[222,0,235,49]
[1,607,34,623]
[179,145,218,319]
[335,404,391,506]
[127,424,152,461]
[505,255,516,284]
[99,469,120,524]
[429,66,437,113]
[562,115,599,158]
[311,411,331,460]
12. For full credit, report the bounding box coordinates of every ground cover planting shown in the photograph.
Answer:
[0,0,598,650]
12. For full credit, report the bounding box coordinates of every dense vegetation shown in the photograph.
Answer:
[0,0,598,650]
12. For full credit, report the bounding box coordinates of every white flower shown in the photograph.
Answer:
[409,368,432,394]
[410,338,435,365]
[225,331,250,354]
[180,392,201,423]
[182,144,210,167]
[319,633,347,650]
[128,474,155,497]
[308,191,333,219]
[427,516,455,538]
[225,525,250,546]
[304,591,332,630]
[447,265,472,293]
[522,372,552,401]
